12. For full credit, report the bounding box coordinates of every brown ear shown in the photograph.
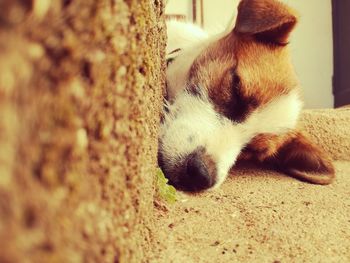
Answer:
[274,133,335,185]
[234,0,298,45]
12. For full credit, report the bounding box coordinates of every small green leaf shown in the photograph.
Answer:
[155,168,177,204]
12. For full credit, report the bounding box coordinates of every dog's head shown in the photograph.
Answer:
[159,0,303,192]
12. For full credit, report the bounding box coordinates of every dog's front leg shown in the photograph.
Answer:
[240,132,335,185]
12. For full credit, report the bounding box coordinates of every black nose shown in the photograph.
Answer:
[177,152,213,192]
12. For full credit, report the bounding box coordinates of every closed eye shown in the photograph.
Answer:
[227,70,248,122]
[231,70,241,91]
[226,70,259,122]
[231,70,242,101]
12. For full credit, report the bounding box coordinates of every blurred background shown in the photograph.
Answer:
[165,0,350,109]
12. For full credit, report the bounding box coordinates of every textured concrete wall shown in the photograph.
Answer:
[0,0,165,262]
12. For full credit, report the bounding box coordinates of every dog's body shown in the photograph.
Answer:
[159,0,334,192]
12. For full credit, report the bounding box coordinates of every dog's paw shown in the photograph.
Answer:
[241,133,288,162]
[275,132,335,185]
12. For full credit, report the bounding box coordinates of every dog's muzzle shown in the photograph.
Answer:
[159,147,217,192]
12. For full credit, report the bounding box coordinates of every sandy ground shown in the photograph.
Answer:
[150,161,350,263]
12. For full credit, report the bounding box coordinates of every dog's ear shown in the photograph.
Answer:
[274,133,335,185]
[234,0,298,45]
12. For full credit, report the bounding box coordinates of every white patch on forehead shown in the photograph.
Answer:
[166,20,209,55]
[166,42,209,99]
[166,21,225,100]
[166,46,206,100]
[160,89,302,189]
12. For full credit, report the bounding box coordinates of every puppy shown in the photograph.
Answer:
[159,0,334,192]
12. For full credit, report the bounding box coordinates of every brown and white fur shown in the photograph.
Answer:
[159,0,334,192]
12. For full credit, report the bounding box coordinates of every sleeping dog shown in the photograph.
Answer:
[159,0,334,192]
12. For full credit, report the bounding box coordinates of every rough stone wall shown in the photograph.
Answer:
[0,1,165,262]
